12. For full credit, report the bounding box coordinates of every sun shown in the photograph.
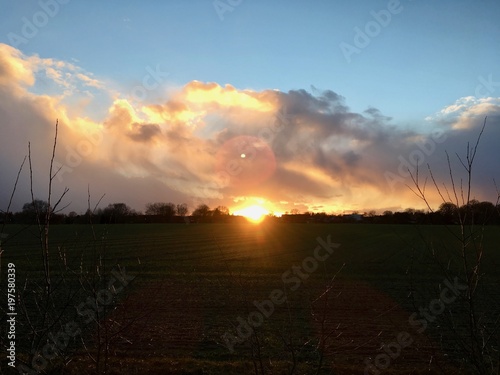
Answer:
[234,205,269,224]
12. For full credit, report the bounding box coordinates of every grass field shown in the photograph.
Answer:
[1,222,500,374]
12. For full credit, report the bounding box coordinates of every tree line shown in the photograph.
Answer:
[288,200,500,225]
[2,199,499,225]
[0,200,232,224]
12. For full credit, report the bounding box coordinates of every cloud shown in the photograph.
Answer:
[0,44,35,91]
[1,44,499,215]
[128,123,161,142]
[426,96,500,129]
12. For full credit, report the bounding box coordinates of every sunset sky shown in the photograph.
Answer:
[1,0,499,215]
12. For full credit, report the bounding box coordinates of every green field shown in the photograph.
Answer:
[1,222,499,374]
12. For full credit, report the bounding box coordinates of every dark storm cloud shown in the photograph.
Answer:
[128,123,161,142]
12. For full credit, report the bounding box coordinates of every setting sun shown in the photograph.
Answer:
[234,205,269,223]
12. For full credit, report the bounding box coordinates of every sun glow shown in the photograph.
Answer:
[234,205,269,223]
[183,82,274,112]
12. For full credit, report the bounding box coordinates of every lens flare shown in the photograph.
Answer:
[234,205,269,223]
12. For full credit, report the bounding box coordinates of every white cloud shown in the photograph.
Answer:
[1,44,499,215]
[427,96,500,129]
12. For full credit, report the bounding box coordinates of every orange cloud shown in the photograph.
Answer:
[0,44,36,91]
[1,44,499,215]
[183,81,276,112]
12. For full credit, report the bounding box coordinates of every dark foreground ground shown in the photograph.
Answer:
[1,222,499,374]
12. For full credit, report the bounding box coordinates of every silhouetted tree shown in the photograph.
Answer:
[438,202,459,224]
[393,211,412,224]
[212,205,229,217]
[101,203,134,223]
[23,199,49,214]
[145,202,176,217]
[192,204,211,221]
[65,211,78,224]
[472,201,496,224]
[176,203,188,216]
[16,199,50,224]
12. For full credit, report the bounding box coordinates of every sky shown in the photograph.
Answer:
[0,0,499,216]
